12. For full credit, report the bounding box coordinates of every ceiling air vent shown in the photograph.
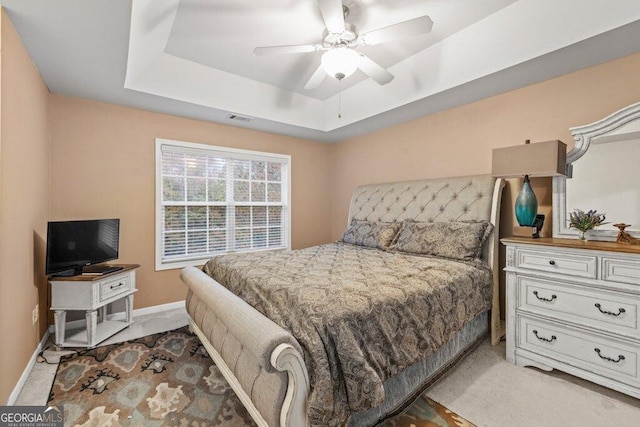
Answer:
[227,114,252,123]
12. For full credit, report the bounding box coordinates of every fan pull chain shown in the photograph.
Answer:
[338,78,342,119]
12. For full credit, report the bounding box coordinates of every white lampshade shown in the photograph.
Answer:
[321,47,360,80]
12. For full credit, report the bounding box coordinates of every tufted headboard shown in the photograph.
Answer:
[348,175,496,224]
[347,174,505,344]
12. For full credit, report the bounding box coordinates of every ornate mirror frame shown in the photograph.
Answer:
[553,101,640,241]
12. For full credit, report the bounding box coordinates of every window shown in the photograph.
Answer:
[156,139,291,270]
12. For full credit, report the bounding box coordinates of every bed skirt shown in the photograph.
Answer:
[348,311,488,426]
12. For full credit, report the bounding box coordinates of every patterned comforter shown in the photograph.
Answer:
[202,242,492,426]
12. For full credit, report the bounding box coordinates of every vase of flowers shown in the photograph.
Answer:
[568,209,608,241]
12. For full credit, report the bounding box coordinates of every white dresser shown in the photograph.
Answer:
[502,237,640,399]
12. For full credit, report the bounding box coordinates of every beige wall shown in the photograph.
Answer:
[0,10,50,403]
[49,96,333,309]
[330,52,640,241]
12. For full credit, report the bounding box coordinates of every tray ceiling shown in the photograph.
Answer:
[3,0,640,142]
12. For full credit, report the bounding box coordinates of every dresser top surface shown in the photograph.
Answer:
[501,237,640,255]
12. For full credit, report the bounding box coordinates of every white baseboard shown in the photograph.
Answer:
[116,300,185,319]
[47,300,186,333]
[7,329,51,405]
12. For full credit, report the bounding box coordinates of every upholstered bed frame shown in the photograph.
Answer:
[181,174,505,426]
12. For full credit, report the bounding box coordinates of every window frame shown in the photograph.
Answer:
[155,138,291,271]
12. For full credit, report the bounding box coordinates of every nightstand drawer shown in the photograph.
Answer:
[99,273,133,302]
[516,248,597,278]
[518,316,640,388]
[517,276,640,339]
[603,257,640,286]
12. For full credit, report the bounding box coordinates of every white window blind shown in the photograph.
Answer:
[156,139,290,270]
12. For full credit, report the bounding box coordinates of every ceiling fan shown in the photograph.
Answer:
[253,0,433,90]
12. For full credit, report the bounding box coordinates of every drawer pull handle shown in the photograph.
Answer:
[594,303,625,317]
[533,291,557,302]
[532,330,556,343]
[594,348,625,363]
[110,283,125,290]
[548,260,556,265]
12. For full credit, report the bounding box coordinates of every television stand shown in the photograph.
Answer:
[49,264,139,348]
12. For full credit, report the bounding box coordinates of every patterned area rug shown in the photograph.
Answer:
[380,396,476,427]
[48,327,474,426]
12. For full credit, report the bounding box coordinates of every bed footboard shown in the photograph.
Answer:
[181,267,310,427]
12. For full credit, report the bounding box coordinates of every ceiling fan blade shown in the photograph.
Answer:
[304,64,327,90]
[254,44,322,56]
[360,15,434,46]
[317,0,345,34]
[358,54,394,85]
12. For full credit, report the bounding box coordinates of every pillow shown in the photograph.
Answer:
[392,220,493,261]
[341,219,401,249]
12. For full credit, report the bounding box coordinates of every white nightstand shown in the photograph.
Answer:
[49,264,139,348]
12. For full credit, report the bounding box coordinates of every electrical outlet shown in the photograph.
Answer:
[32,305,38,324]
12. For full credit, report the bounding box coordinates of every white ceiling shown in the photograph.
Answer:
[2,0,640,143]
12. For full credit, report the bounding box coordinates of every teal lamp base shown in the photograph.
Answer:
[515,175,538,226]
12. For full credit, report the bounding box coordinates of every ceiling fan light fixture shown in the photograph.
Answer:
[321,47,360,80]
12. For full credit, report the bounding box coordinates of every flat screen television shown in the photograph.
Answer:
[46,219,120,276]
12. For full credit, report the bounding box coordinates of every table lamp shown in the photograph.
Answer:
[492,139,567,236]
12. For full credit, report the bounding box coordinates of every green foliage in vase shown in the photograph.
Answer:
[568,209,608,232]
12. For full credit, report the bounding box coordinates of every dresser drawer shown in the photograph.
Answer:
[603,257,640,286]
[517,276,640,339]
[516,248,597,278]
[518,315,640,388]
[99,273,133,302]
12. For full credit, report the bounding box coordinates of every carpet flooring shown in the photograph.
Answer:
[48,326,473,426]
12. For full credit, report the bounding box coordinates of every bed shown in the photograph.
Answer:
[181,174,505,427]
